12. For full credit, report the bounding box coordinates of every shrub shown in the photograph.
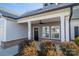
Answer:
[60,42,79,56]
[30,41,37,47]
[20,41,38,56]
[60,42,73,56]
[40,40,56,56]
[47,50,64,56]
[47,50,57,56]
[70,42,79,55]
[75,36,79,46]
[17,40,79,56]
[56,50,64,56]
[21,46,38,56]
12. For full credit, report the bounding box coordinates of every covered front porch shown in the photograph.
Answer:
[17,8,70,42]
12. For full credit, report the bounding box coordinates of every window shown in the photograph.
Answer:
[50,3,54,5]
[44,3,48,7]
[42,26,50,38]
[51,26,60,39]
[74,26,79,38]
[0,13,2,18]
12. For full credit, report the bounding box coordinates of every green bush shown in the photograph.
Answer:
[60,42,79,56]
[60,42,74,56]
[75,36,79,46]
[39,40,55,56]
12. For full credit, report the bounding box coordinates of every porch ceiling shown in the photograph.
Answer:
[31,17,60,24]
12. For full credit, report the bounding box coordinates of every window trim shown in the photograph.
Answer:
[51,26,60,39]
[42,26,50,38]
[74,26,79,38]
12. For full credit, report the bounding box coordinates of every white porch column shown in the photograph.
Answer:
[60,16,65,42]
[65,16,70,42]
[28,21,31,40]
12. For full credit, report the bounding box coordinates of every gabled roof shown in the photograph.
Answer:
[20,3,79,18]
[0,3,79,19]
[0,7,19,19]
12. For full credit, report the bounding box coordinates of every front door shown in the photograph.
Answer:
[34,27,39,41]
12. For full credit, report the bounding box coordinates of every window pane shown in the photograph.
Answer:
[42,26,50,38]
[51,26,60,39]
[55,33,59,38]
[74,26,79,37]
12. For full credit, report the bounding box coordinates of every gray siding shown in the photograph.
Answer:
[0,18,6,45]
[71,5,79,40]
[6,19,28,41]
[71,20,79,40]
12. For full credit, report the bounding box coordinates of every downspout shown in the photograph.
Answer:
[69,6,73,40]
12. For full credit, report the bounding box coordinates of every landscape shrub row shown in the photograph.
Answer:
[17,36,79,56]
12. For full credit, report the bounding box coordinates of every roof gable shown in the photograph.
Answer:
[0,3,79,19]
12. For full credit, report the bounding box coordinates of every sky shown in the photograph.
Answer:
[0,3,43,15]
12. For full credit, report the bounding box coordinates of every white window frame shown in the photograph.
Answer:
[51,26,60,39]
[42,26,50,38]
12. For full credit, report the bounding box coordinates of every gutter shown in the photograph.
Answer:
[69,6,73,40]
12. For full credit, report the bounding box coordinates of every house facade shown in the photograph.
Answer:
[0,3,79,55]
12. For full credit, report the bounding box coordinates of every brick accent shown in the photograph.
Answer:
[1,38,27,49]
